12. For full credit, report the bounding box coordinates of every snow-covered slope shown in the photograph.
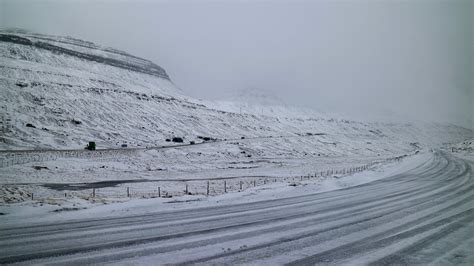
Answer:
[0,29,471,154]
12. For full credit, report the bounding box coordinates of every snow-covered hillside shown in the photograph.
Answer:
[0,29,471,154]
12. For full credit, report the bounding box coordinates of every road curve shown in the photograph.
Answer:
[0,150,473,265]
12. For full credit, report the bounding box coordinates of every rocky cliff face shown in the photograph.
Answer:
[0,30,169,80]
[0,29,471,155]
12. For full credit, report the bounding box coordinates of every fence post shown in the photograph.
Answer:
[185,183,188,194]
[127,187,130,197]
[240,181,243,190]
[158,187,161,197]
[92,188,95,198]
[207,181,210,195]
[31,193,34,200]
[253,180,256,187]
[224,181,227,193]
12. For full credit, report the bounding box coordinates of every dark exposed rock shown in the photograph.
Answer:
[32,165,49,170]
[16,82,28,88]
[198,136,217,141]
[172,137,183,143]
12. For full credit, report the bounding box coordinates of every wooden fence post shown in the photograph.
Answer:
[92,188,95,198]
[207,181,210,195]
[224,181,227,193]
[127,187,130,197]
[158,187,161,197]
[185,183,188,194]
[240,181,243,190]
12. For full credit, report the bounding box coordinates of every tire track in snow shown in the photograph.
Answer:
[0,156,450,250]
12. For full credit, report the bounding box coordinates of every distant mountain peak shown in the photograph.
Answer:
[228,87,287,107]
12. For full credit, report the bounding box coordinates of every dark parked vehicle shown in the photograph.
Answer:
[85,141,96,150]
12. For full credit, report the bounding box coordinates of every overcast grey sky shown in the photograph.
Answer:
[1,0,472,127]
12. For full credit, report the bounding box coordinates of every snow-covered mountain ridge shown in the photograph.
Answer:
[0,30,471,154]
[0,30,169,80]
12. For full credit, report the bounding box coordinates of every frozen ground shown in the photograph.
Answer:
[446,138,474,162]
[0,151,425,226]
[0,134,413,206]
[0,150,473,265]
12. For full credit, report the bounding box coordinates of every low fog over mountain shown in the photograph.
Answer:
[1,0,472,128]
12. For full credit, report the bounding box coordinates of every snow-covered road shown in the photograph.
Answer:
[0,150,473,265]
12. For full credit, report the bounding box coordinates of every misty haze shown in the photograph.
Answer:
[0,0,473,265]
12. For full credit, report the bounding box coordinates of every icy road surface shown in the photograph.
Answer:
[0,150,473,265]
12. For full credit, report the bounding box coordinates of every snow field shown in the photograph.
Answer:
[0,151,430,225]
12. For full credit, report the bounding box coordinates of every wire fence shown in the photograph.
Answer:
[85,165,375,199]
[0,147,411,204]
[2,155,409,204]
